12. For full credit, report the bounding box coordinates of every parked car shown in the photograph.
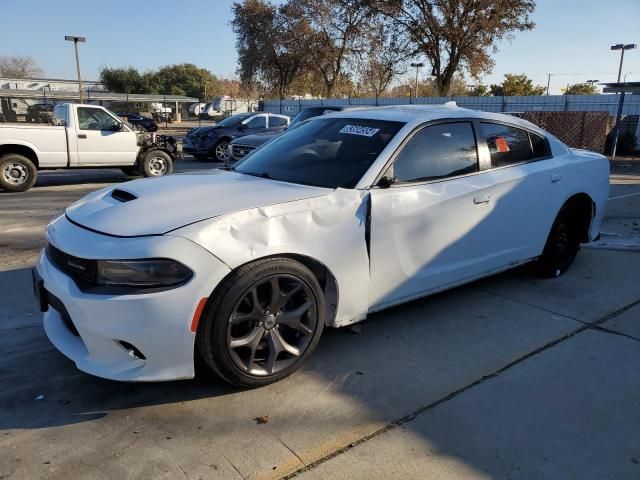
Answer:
[226,105,366,165]
[33,105,609,387]
[182,112,290,161]
[0,103,181,192]
[116,112,159,132]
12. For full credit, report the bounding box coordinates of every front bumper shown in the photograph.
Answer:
[36,215,230,381]
[182,137,211,156]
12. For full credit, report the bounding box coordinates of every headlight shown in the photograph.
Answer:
[96,259,193,290]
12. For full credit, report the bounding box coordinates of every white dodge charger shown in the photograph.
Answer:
[34,105,609,387]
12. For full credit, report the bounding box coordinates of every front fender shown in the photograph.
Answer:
[173,189,371,326]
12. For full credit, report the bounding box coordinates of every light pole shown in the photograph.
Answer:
[586,79,599,91]
[410,62,424,100]
[65,35,86,103]
[611,44,637,83]
[546,73,553,95]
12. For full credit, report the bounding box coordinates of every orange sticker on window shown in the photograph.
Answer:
[495,137,510,152]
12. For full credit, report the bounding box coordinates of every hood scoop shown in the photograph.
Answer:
[111,189,137,203]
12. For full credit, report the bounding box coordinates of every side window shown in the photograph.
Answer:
[393,122,479,183]
[480,122,533,167]
[245,116,266,129]
[530,131,551,159]
[77,107,119,131]
[52,105,68,126]
[269,116,288,128]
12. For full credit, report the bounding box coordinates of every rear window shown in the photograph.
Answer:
[269,116,289,127]
[235,117,404,188]
[480,122,534,167]
[530,131,551,158]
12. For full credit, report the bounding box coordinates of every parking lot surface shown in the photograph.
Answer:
[1,160,639,479]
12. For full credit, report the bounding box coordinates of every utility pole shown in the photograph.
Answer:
[546,73,552,95]
[410,62,424,101]
[65,35,86,104]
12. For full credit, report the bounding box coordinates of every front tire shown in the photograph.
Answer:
[141,150,173,178]
[197,258,325,387]
[535,206,581,277]
[213,140,230,162]
[0,154,37,192]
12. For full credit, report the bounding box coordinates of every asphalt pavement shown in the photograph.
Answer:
[0,160,639,479]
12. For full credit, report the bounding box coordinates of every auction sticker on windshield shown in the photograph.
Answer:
[339,125,381,137]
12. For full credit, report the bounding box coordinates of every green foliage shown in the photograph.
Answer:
[563,83,599,95]
[490,74,546,96]
[467,84,491,96]
[99,64,222,100]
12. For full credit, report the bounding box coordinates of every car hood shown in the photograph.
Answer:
[65,170,331,237]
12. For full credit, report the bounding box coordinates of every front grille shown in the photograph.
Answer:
[47,244,97,287]
[231,143,256,160]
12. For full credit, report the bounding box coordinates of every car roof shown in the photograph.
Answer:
[321,104,546,134]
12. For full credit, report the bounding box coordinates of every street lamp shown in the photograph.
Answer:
[410,62,424,100]
[610,44,637,83]
[65,35,86,103]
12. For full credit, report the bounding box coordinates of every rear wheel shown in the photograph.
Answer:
[197,258,325,387]
[141,150,173,177]
[535,206,581,277]
[0,154,37,192]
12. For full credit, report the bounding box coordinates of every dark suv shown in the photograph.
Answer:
[183,112,290,162]
[226,106,367,165]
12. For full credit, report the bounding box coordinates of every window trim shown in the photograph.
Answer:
[478,120,553,171]
[243,113,267,129]
[371,117,553,189]
[267,114,289,128]
[373,118,485,188]
[74,106,132,132]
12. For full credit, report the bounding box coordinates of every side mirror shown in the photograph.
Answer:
[238,123,247,130]
[108,122,124,132]
[377,175,397,189]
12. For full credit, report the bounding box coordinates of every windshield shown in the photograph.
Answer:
[290,108,337,126]
[217,112,252,128]
[234,117,404,189]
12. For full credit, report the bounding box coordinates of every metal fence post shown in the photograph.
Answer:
[501,95,505,112]
[611,91,626,158]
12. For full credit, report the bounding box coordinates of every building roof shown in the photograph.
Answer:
[600,82,640,94]
[0,88,198,103]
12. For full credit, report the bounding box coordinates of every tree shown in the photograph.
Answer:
[371,0,535,96]
[293,0,371,97]
[490,74,545,96]
[99,64,221,100]
[99,67,146,94]
[233,0,311,99]
[152,64,220,99]
[0,55,43,78]
[468,84,491,96]
[563,82,599,95]
[354,17,411,97]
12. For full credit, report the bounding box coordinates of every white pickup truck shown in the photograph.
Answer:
[0,103,182,192]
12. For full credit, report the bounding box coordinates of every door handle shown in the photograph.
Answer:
[551,174,562,183]
[473,194,491,205]
[78,134,87,139]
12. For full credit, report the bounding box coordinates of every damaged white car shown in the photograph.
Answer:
[34,105,609,387]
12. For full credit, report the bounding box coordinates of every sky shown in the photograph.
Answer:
[1,0,639,94]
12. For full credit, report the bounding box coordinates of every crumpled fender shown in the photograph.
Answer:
[173,188,370,327]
